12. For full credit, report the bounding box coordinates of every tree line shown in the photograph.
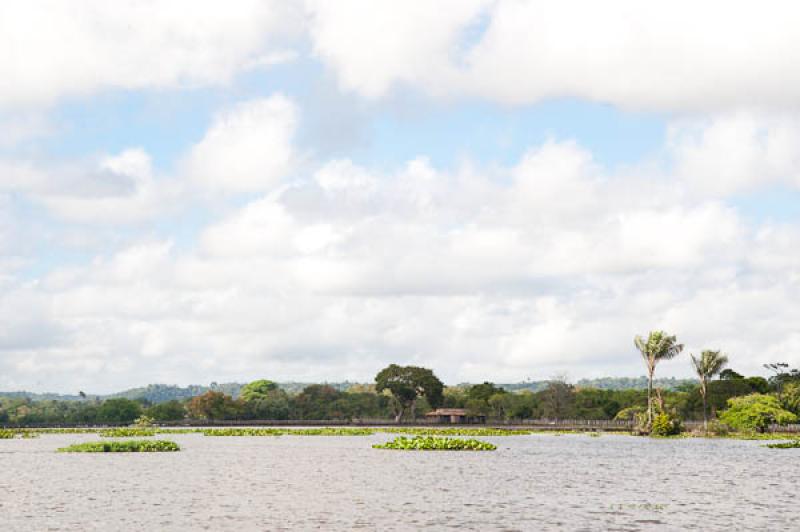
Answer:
[1,338,798,431]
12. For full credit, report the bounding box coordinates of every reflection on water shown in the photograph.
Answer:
[0,432,795,531]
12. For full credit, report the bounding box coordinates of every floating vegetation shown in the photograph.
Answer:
[0,429,38,439]
[202,428,284,437]
[373,436,497,451]
[58,440,180,453]
[764,440,800,449]
[284,428,374,436]
[728,432,800,441]
[100,428,157,438]
[382,427,529,437]
[201,427,374,437]
[25,428,100,434]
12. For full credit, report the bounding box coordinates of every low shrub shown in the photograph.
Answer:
[58,440,180,452]
[133,415,155,428]
[373,436,497,451]
[100,428,156,438]
[720,394,798,433]
[651,413,683,437]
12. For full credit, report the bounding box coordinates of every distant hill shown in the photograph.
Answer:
[0,381,369,403]
[575,377,694,390]
[0,376,695,403]
[495,377,694,392]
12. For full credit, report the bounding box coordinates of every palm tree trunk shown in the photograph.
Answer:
[702,389,708,432]
[647,367,654,427]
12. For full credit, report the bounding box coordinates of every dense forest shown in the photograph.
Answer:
[1,364,797,429]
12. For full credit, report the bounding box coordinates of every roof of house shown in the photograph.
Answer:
[425,408,468,416]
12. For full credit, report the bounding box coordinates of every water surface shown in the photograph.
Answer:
[0,432,795,530]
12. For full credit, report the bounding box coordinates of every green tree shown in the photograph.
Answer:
[239,380,278,401]
[780,382,800,416]
[690,350,729,431]
[239,380,290,420]
[719,393,798,433]
[719,368,744,380]
[291,385,344,420]
[634,331,684,427]
[96,398,142,425]
[537,378,576,419]
[145,400,186,422]
[375,364,444,423]
[186,391,242,420]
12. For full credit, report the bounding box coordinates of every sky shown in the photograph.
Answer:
[2,1,800,393]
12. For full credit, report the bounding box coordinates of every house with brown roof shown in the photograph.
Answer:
[425,408,486,424]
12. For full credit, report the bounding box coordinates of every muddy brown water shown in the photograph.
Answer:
[0,432,796,531]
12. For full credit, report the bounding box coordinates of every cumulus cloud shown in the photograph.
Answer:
[0,148,181,224]
[0,0,302,108]
[4,134,800,391]
[307,0,800,112]
[183,95,297,193]
[669,112,800,197]
[3,3,800,392]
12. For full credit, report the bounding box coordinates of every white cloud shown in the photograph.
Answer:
[4,135,800,391]
[669,112,800,196]
[307,0,800,112]
[0,0,301,108]
[184,95,297,193]
[0,148,181,224]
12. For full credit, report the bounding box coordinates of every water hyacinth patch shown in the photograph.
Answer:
[283,428,374,436]
[201,428,285,437]
[201,427,375,437]
[382,428,529,437]
[100,428,157,438]
[373,436,497,451]
[25,428,101,434]
[58,440,180,453]
[0,429,38,439]
[764,440,800,449]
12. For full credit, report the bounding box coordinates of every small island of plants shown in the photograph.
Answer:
[373,435,497,451]
[100,428,157,438]
[764,440,800,449]
[58,440,180,453]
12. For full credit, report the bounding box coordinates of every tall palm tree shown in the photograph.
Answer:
[690,350,729,431]
[634,331,684,427]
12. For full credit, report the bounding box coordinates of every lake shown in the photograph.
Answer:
[0,432,796,530]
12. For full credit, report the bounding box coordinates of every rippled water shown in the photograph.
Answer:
[0,432,796,531]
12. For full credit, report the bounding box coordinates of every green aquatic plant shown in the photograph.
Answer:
[381,427,529,437]
[0,429,38,439]
[764,440,800,449]
[373,436,497,451]
[58,440,180,452]
[25,428,100,434]
[201,427,375,437]
[100,428,157,438]
[202,428,284,437]
[283,428,374,436]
